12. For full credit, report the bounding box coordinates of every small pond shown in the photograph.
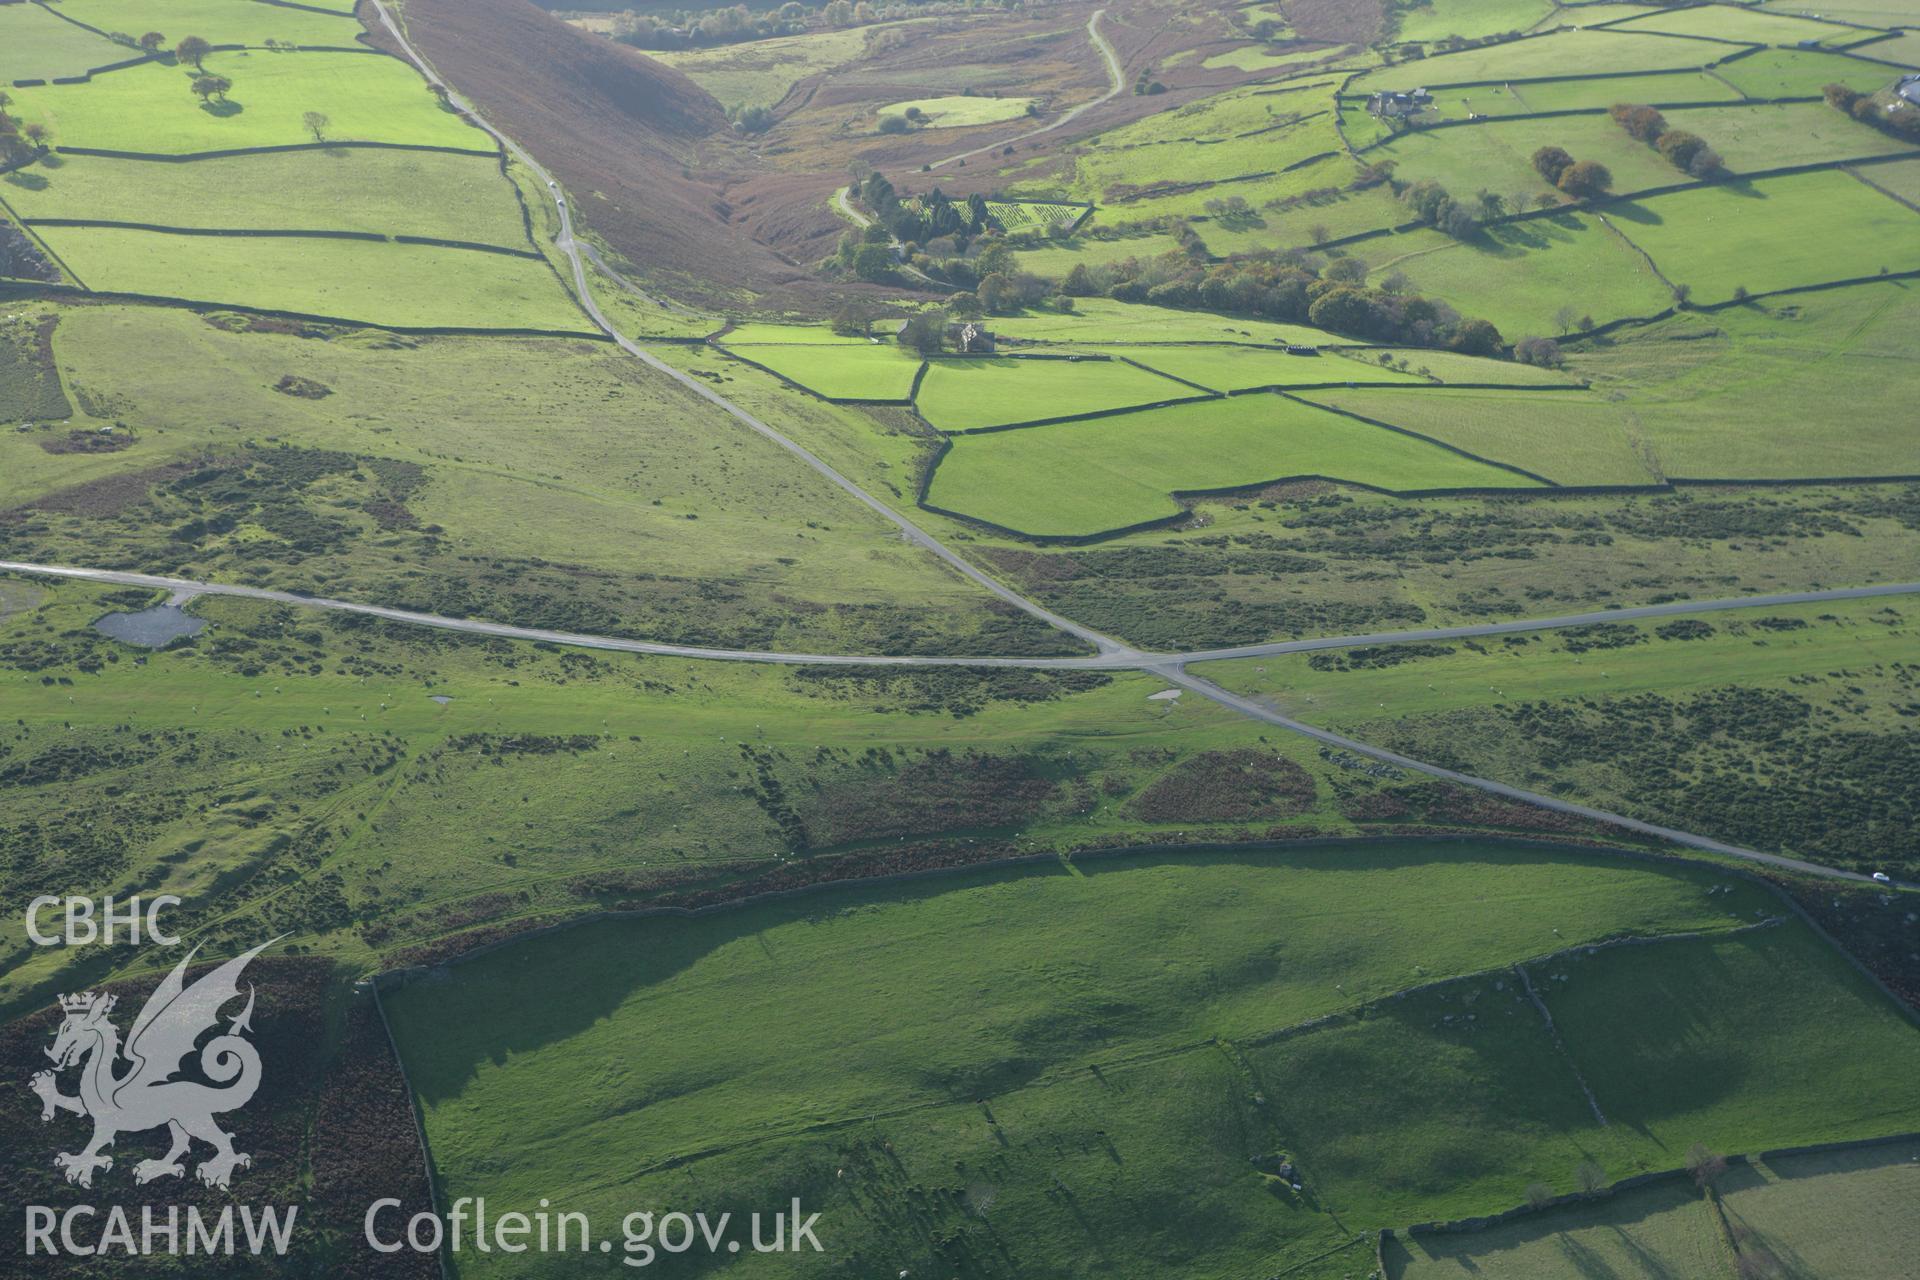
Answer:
[93,605,206,648]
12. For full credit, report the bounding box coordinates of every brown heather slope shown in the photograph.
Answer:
[390,0,805,303]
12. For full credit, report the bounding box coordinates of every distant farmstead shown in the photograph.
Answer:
[1899,74,1920,107]
[947,322,996,354]
[1366,88,1431,118]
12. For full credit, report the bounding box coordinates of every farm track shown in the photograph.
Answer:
[20,1,1904,892]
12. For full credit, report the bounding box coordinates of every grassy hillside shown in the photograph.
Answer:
[385,845,1919,1278]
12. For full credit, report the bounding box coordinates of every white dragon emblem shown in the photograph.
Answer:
[29,938,277,1190]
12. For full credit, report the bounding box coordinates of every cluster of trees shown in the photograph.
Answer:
[1609,103,1724,178]
[1823,81,1920,142]
[0,93,50,166]
[1531,146,1613,198]
[1049,250,1506,352]
[1399,179,1488,238]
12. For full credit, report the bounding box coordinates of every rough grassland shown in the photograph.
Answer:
[917,356,1197,430]
[3,305,1002,624]
[651,25,872,109]
[721,341,923,400]
[9,51,484,153]
[1295,387,1661,485]
[30,225,587,329]
[1,148,533,247]
[386,845,1773,1280]
[1607,169,1920,305]
[0,2,125,83]
[927,395,1541,537]
[1104,344,1429,391]
[1388,1178,1724,1279]
[1198,598,1914,724]
[1719,1140,1920,1280]
[1353,347,1579,385]
[53,0,365,48]
[1365,217,1670,336]
[1570,281,1920,477]
[877,94,1036,127]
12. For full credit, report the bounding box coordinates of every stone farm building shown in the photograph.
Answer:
[1366,88,1432,118]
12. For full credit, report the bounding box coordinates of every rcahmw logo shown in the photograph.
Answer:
[23,937,300,1259]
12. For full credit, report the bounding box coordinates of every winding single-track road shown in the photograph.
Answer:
[58,0,1897,891]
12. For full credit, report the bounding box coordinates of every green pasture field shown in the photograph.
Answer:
[721,341,923,400]
[1103,344,1430,391]
[1,148,532,247]
[31,224,585,329]
[1386,1177,1724,1278]
[1550,926,1920,1153]
[914,355,1198,430]
[1857,29,1920,67]
[1549,1,1662,24]
[384,843,1785,1280]
[1505,68,1743,110]
[1198,597,1916,723]
[1607,168,1920,305]
[1295,387,1661,485]
[1347,347,1580,384]
[988,297,1339,346]
[1392,0,1559,45]
[1719,1140,1920,1279]
[1348,28,1719,92]
[879,94,1035,127]
[1859,155,1920,203]
[1569,279,1920,478]
[1712,45,1898,96]
[53,0,365,48]
[1012,232,1185,276]
[650,24,872,109]
[0,305,1033,651]
[1370,112,1690,200]
[0,2,125,83]
[926,394,1542,537]
[1094,83,1307,146]
[1612,3,1875,47]
[1065,110,1340,205]
[1198,174,1409,255]
[1364,216,1670,337]
[9,51,484,154]
[1248,920,1920,1230]
[1656,101,1914,171]
[1761,0,1919,19]
[719,321,873,343]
